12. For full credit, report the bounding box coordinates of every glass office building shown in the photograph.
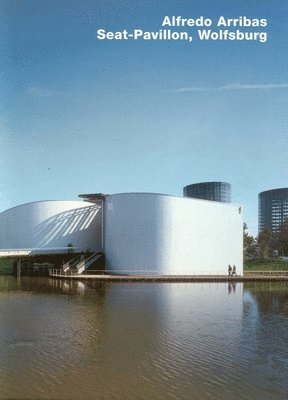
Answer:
[258,188,288,233]
[183,182,231,203]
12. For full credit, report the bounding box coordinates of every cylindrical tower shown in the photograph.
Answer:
[183,182,231,203]
[258,188,288,233]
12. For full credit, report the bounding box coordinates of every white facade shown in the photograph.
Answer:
[0,193,243,275]
[104,193,243,275]
[0,201,102,253]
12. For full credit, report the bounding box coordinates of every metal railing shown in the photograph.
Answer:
[49,269,106,277]
[76,253,102,274]
[49,268,234,277]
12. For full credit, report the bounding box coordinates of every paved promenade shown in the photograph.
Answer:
[48,272,288,282]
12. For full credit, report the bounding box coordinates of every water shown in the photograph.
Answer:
[0,277,287,400]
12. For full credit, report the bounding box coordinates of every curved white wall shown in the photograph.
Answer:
[0,200,102,253]
[104,193,243,275]
[0,194,243,275]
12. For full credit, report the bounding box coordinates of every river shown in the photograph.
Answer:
[0,277,287,399]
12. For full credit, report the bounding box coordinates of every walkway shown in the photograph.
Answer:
[48,270,288,282]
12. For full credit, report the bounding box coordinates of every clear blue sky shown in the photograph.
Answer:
[1,0,288,236]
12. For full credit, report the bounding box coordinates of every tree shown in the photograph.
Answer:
[243,223,257,260]
[275,219,288,256]
[256,228,275,259]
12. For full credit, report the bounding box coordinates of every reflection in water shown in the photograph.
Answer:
[241,281,288,399]
[228,281,237,294]
[0,277,287,400]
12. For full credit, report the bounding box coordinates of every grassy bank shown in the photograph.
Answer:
[244,259,288,271]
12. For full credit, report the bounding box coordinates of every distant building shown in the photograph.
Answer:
[258,188,288,233]
[183,182,231,203]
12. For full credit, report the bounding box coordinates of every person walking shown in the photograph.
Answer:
[228,265,232,277]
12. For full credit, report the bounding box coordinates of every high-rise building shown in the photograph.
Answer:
[258,188,288,233]
[183,182,231,203]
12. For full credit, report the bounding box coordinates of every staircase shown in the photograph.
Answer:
[63,257,80,272]
[75,252,103,274]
